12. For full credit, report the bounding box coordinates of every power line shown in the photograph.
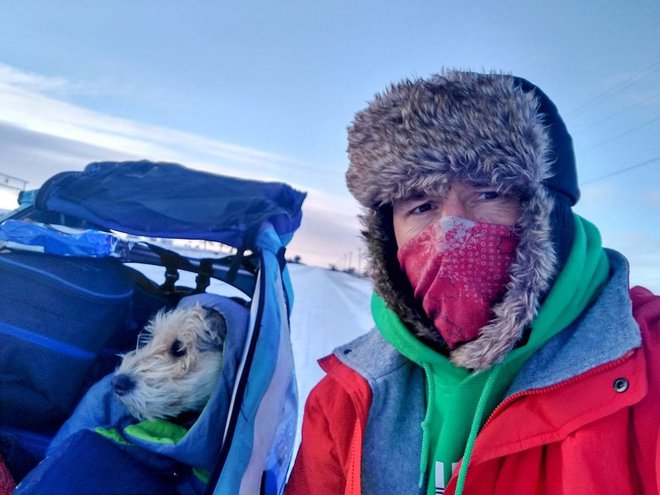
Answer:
[580,156,660,186]
[565,59,660,118]
[578,114,660,155]
[572,87,660,136]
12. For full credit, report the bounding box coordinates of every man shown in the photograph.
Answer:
[286,70,659,495]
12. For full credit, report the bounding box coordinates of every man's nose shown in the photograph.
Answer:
[440,193,468,219]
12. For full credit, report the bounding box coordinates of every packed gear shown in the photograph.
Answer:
[0,160,306,494]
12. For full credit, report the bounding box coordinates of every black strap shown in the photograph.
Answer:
[161,253,180,294]
[144,243,181,295]
[194,259,213,294]
[225,248,245,285]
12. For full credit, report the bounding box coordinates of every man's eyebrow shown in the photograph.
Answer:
[396,195,427,206]
[464,181,494,190]
[401,190,434,201]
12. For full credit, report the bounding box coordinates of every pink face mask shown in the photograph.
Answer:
[397,217,519,349]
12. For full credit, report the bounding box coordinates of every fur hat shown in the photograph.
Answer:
[346,70,579,370]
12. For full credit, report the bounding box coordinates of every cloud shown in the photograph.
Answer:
[0,63,103,96]
[288,197,363,268]
[0,64,362,267]
[278,186,367,267]
[648,190,660,204]
[0,64,317,182]
[0,121,137,186]
[578,182,618,201]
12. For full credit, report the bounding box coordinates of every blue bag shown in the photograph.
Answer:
[0,219,132,257]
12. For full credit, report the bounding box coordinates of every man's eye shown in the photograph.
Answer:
[410,203,434,214]
[478,191,500,200]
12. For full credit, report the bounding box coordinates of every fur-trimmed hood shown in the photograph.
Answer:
[346,70,579,370]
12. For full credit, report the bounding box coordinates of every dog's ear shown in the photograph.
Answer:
[198,309,227,352]
[207,310,227,339]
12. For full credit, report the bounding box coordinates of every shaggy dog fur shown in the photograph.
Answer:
[112,303,227,420]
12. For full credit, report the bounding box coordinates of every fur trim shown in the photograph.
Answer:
[362,207,448,351]
[348,70,560,370]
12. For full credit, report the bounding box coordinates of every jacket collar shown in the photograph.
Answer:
[507,249,641,395]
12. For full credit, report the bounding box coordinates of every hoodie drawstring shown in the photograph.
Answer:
[454,365,501,495]
[418,363,434,488]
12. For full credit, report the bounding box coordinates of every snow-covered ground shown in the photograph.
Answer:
[288,264,373,407]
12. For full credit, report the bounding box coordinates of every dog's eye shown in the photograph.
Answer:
[170,339,187,358]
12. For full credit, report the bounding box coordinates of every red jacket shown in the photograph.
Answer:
[287,286,660,495]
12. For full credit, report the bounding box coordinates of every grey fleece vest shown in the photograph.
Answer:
[335,329,426,495]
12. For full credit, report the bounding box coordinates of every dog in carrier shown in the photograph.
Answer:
[111,303,228,421]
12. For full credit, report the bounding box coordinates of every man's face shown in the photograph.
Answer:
[392,181,522,247]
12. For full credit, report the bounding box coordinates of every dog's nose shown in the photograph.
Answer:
[111,374,135,396]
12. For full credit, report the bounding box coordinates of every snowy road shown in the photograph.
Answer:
[288,264,372,407]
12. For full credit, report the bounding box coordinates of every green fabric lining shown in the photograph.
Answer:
[94,426,131,445]
[123,419,188,445]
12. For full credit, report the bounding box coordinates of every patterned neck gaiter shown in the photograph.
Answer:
[397,217,519,349]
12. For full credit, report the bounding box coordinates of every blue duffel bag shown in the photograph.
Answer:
[0,251,170,447]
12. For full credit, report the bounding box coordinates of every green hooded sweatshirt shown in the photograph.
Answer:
[372,214,610,494]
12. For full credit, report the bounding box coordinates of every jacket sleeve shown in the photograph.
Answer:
[286,356,372,495]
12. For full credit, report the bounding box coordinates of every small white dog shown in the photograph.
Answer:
[111,303,227,421]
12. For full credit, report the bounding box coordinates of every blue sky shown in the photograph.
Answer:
[0,1,659,289]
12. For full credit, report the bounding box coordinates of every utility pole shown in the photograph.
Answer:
[357,247,362,274]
